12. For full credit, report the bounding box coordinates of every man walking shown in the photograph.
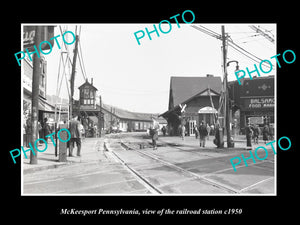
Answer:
[245,123,253,150]
[150,117,159,150]
[69,113,82,157]
[198,121,208,147]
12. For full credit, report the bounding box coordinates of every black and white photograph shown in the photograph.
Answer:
[4,5,299,220]
[20,23,277,195]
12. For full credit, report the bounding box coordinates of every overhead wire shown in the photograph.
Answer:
[228,41,273,68]
[193,25,275,69]
[190,25,221,40]
[78,40,88,81]
[59,26,73,66]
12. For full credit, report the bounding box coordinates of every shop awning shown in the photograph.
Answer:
[39,98,68,113]
[38,97,56,112]
[198,106,217,114]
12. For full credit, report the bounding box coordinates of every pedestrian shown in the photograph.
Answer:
[206,123,211,140]
[69,113,82,157]
[198,121,208,147]
[94,124,98,137]
[245,123,253,149]
[269,124,274,140]
[79,121,85,140]
[213,121,224,148]
[180,125,186,140]
[194,125,199,139]
[24,114,31,147]
[253,124,260,144]
[42,118,51,142]
[161,125,166,136]
[150,117,159,150]
[262,123,270,144]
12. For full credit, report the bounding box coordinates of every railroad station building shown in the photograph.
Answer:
[160,74,274,136]
[161,75,222,136]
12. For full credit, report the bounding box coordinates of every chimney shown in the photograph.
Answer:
[206,74,214,77]
[91,78,93,85]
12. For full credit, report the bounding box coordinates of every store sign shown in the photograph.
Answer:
[248,117,264,124]
[245,97,274,109]
[23,26,55,51]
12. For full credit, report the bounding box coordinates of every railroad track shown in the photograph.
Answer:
[104,139,244,194]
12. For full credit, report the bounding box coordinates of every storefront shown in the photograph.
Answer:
[229,75,274,134]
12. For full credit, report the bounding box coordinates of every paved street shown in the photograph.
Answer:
[23,132,275,195]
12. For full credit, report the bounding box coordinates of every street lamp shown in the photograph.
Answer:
[225,60,239,148]
[227,60,239,71]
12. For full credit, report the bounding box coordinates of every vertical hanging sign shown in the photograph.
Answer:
[23,26,55,51]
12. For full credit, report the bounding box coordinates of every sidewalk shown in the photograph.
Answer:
[122,133,269,151]
[22,134,271,174]
[157,134,268,149]
[22,137,108,174]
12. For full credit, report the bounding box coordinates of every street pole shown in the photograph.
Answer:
[221,25,233,148]
[99,95,102,137]
[30,26,43,164]
[70,32,79,120]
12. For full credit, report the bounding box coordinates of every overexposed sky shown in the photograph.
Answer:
[35,23,276,114]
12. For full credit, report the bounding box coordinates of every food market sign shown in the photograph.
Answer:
[244,97,274,109]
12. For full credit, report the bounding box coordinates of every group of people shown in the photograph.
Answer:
[23,113,85,157]
[23,116,52,148]
[245,123,274,148]
[179,121,210,147]
[194,121,209,147]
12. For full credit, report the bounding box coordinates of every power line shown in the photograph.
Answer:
[249,25,275,44]
[59,26,73,66]
[78,40,88,81]
[190,24,274,71]
[228,43,263,65]
[77,42,88,81]
[227,40,273,68]
[198,25,221,37]
[190,25,221,40]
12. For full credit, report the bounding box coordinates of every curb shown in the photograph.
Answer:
[23,161,73,175]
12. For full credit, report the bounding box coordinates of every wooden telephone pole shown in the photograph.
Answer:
[70,30,79,120]
[98,95,102,137]
[30,26,43,164]
[221,25,233,148]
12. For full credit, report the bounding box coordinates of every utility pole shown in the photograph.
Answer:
[98,95,102,137]
[30,26,43,164]
[221,25,233,148]
[70,30,79,120]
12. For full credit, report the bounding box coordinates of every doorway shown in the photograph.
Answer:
[189,120,196,136]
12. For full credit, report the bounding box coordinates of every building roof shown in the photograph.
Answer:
[78,80,98,91]
[101,103,160,122]
[169,76,222,109]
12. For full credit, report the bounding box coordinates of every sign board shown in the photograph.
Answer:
[244,97,274,109]
[248,116,264,124]
[23,26,55,51]
[23,58,47,99]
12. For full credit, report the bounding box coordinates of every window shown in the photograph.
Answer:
[84,88,89,98]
